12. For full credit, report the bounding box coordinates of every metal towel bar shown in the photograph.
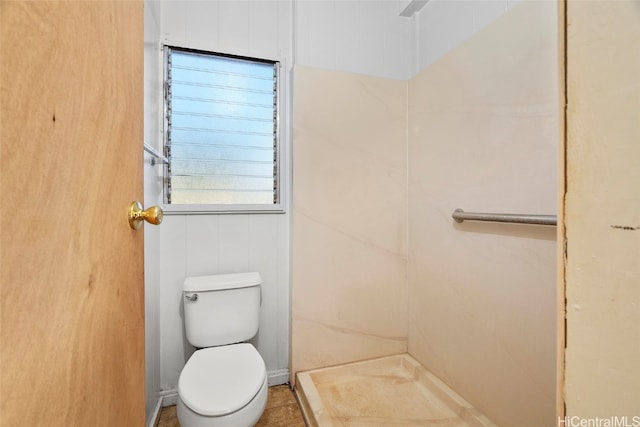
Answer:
[452,209,557,226]
[143,143,168,166]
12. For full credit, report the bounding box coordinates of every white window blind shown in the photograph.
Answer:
[164,47,279,209]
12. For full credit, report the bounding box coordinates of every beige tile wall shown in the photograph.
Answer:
[291,3,560,424]
[407,2,558,426]
[291,66,408,381]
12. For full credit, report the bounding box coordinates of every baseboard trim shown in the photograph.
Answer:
[268,369,290,386]
[160,389,179,407]
[147,396,163,427]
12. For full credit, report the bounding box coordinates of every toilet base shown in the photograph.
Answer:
[177,376,268,427]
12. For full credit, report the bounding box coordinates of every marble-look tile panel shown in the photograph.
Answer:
[293,213,407,333]
[292,66,408,381]
[293,66,407,256]
[407,2,558,427]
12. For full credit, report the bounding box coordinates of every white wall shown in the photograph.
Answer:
[414,0,522,73]
[151,0,294,399]
[292,0,522,80]
[143,0,162,423]
[160,0,293,61]
[294,0,414,80]
[158,214,291,392]
[294,0,524,80]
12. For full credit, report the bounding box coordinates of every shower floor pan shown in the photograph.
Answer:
[295,354,496,427]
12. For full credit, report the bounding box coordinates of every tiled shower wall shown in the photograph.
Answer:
[407,2,558,426]
[291,2,558,426]
[291,66,409,378]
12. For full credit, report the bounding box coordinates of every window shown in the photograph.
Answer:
[163,46,282,212]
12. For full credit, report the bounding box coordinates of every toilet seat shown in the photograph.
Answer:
[179,343,266,417]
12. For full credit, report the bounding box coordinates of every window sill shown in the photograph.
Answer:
[161,204,286,215]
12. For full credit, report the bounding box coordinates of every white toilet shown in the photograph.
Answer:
[177,272,268,427]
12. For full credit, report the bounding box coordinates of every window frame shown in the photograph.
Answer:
[160,44,286,215]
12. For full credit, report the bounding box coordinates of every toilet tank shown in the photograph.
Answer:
[183,272,262,348]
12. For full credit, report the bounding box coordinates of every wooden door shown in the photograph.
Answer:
[1,2,145,426]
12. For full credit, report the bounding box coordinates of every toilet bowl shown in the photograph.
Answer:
[177,344,268,427]
[177,272,267,427]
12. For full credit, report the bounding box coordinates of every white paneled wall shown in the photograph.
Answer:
[161,0,292,61]
[158,214,291,393]
[414,0,523,72]
[154,0,293,399]
[144,0,162,424]
[294,0,414,80]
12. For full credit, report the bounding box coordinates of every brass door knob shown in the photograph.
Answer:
[128,201,164,230]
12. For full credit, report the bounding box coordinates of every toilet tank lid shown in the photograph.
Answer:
[184,272,262,292]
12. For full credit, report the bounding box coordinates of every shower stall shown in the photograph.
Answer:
[291,2,559,426]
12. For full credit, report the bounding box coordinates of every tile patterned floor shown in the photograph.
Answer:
[157,385,306,427]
